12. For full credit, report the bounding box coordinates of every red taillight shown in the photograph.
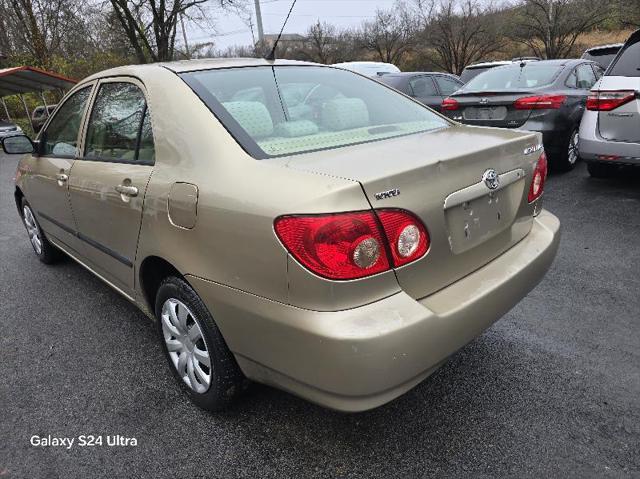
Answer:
[514,95,566,110]
[528,152,548,203]
[274,209,429,280]
[441,97,459,111]
[377,209,430,267]
[586,90,636,111]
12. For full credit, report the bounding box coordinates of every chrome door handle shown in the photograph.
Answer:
[115,185,139,197]
[56,173,68,186]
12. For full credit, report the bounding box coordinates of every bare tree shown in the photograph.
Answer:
[358,9,416,65]
[304,21,339,64]
[621,0,640,28]
[510,0,611,59]
[1,0,89,68]
[415,0,505,75]
[109,0,239,63]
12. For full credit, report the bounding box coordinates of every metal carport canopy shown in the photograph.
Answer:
[0,66,77,97]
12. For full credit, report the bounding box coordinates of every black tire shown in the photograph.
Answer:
[20,198,60,264]
[550,128,580,172]
[587,161,616,178]
[155,276,247,412]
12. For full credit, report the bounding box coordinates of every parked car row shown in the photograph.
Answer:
[441,58,603,171]
[0,119,22,138]
[335,39,632,175]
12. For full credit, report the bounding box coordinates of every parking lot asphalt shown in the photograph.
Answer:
[1,151,639,478]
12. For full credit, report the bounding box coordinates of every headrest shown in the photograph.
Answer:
[222,101,273,138]
[321,98,369,131]
[274,120,319,137]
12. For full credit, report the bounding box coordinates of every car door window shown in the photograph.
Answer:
[84,82,154,164]
[592,64,605,80]
[434,76,462,96]
[575,64,597,89]
[40,87,91,157]
[409,77,438,97]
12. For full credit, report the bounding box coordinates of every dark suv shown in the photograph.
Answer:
[31,104,57,133]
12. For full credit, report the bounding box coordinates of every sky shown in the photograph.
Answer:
[187,0,399,51]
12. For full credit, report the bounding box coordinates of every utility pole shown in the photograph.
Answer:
[180,14,191,59]
[254,0,264,44]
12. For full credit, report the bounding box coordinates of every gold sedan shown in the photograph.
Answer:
[2,59,559,412]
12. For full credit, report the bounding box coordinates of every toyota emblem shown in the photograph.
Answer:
[482,169,500,190]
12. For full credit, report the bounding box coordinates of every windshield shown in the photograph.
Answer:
[180,66,449,158]
[461,64,563,92]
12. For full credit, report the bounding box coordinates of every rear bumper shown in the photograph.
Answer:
[187,210,560,412]
[579,110,640,164]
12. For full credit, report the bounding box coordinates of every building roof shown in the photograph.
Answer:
[0,66,77,97]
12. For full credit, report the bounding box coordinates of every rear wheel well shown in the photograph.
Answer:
[14,187,24,216]
[139,256,183,314]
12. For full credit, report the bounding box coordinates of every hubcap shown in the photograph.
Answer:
[23,206,42,255]
[568,131,579,165]
[161,298,211,393]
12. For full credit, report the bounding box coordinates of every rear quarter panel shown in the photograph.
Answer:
[134,67,399,311]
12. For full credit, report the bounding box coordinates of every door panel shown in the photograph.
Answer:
[28,156,78,248]
[28,86,93,252]
[68,161,152,291]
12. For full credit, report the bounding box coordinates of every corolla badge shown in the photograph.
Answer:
[482,169,500,190]
[523,143,543,155]
[374,188,400,200]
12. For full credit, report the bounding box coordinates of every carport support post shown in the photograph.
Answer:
[18,94,35,135]
[1,97,10,121]
[39,91,49,117]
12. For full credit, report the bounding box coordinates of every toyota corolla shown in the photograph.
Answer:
[2,59,560,412]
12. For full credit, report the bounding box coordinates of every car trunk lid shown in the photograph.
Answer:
[448,91,537,128]
[273,125,542,300]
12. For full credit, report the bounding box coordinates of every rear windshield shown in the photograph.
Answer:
[461,64,562,91]
[180,66,448,158]
[459,67,493,83]
[607,37,640,77]
[582,52,619,68]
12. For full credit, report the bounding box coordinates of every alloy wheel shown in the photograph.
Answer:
[161,298,212,393]
[568,130,579,165]
[23,206,43,255]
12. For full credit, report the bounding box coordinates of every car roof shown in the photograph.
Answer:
[492,58,589,69]
[464,61,512,69]
[584,43,624,53]
[332,61,397,68]
[84,58,319,81]
[383,72,458,77]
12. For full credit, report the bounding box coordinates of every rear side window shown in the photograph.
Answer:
[460,67,489,83]
[84,82,155,164]
[434,76,462,95]
[41,87,91,157]
[607,37,640,77]
[409,77,438,97]
[568,64,597,89]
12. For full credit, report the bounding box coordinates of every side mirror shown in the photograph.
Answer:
[1,134,35,155]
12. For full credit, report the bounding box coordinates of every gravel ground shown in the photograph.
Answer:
[1,152,639,478]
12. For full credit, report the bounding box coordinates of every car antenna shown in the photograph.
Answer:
[264,0,297,61]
